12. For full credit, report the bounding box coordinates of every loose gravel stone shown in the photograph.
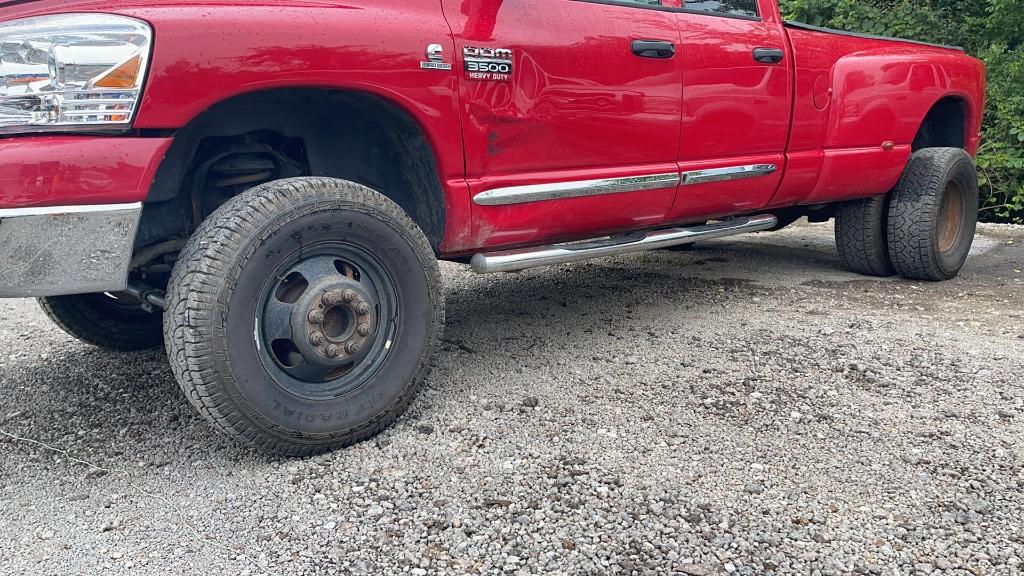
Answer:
[1,221,1022,575]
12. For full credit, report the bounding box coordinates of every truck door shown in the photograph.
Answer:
[666,0,792,221]
[440,0,684,250]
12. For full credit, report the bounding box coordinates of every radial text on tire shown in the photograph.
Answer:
[164,177,445,456]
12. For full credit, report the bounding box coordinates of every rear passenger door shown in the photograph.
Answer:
[666,0,792,222]
[441,0,684,250]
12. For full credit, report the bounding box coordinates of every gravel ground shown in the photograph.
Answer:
[1,220,1022,576]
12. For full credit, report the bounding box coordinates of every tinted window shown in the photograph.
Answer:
[685,0,759,18]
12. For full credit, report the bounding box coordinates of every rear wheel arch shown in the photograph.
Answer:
[139,87,448,254]
[912,95,969,152]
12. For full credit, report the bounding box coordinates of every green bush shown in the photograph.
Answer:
[779,0,1024,223]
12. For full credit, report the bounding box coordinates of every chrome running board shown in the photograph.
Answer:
[470,214,777,274]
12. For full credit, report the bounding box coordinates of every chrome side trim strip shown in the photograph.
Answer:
[472,164,777,206]
[0,202,142,218]
[473,173,680,206]
[681,164,777,186]
[470,214,778,274]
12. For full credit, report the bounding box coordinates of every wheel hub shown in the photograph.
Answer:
[937,181,964,254]
[256,249,395,400]
[292,279,377,367]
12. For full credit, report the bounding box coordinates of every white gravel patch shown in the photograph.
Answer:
[1,221,1022,575]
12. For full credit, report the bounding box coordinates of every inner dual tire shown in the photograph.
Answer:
[835,147,978,281]
[38,292,163,351]
[164,178,444,456]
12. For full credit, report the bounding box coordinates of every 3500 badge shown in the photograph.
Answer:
[463,46,513,81]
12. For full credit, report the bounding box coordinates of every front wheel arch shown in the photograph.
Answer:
[138,88,448,254]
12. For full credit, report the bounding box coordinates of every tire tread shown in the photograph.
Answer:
[38,295,163,351]
[164,177,444,456]
[835,195,896,277]
[887,148,978,281]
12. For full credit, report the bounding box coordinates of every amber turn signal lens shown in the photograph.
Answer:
[6,75,49,86]
[94,55,142,89]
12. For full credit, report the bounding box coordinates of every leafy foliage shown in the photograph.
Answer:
[779,0,1024,223]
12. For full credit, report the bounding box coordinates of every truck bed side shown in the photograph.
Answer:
[771,24,986,208]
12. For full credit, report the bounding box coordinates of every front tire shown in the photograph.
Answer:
[164,178,444,456]
[38,293,163,351]
[887,148,979,281]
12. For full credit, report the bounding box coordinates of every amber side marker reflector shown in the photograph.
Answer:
[95,55,142,89]
[7,75,49,86]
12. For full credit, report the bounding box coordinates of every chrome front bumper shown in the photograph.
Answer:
[0,203,141,297]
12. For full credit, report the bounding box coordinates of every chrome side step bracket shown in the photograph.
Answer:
[469,214,778,274]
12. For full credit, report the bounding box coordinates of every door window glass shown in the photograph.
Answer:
[684,0,759,18]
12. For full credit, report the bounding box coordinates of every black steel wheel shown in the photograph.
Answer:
[257,249,396,401]
[165,177,444,456]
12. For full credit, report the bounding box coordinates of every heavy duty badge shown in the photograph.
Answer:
[463,46,513,81]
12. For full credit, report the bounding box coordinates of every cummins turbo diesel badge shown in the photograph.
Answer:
[463,46,513,81]
[420,43,452,70]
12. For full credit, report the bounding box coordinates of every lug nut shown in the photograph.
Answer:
[323,290,344,305]
[357,323,372,337]
[356,301,371,316]
[325,344,341,358]
[343,289,357,303]
[308,310,324,324]
[310,332,325,346]
[345,341,361,354]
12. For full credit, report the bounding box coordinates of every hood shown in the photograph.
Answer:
[1,0,353,18]
[0,1,115,18]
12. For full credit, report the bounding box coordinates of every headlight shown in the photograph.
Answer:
[0,13,151,133]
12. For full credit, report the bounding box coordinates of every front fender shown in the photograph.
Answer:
[121,2,462,176]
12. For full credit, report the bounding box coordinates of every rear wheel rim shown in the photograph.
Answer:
[937,181,964,254]
[255,242,397,401]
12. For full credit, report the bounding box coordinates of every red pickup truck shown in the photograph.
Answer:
[0,0,985,454]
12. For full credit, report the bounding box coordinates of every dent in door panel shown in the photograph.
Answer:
[443,0,684,249]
